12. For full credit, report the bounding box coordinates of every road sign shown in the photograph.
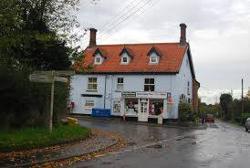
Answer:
[54,76,68,83]
[29,70,75,132]
[33,70,75,76]
[29,74,53,83]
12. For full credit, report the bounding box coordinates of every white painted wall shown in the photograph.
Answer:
[69,50,194,119]
[172,50,193,118]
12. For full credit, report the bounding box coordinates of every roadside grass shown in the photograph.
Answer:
[0,125,91,152]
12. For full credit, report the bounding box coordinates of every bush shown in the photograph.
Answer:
[178,102,194,122]
[0,66,69,130]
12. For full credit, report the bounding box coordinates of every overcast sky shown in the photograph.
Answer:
[75,0,250,104]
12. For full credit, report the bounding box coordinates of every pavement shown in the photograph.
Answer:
[73,118,250,168]
[0,129,120,168]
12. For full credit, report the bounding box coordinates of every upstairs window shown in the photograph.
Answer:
[94,56,102,64]
[120,47,132,64]
[147,47,161,64]
[117,77,124,91]
[121,55,129,64]
[149,55,159,64]
[93,48,105,65]
[144,78,155,91]
[87,77,97,92]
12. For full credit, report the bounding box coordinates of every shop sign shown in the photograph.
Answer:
[122,92,136,98]
[136,92,168,99]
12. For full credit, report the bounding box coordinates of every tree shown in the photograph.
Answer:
[0,0,79,70]
[0,0,82,129]
[220,94,233,120]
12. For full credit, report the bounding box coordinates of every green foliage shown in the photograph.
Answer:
[178,102,194,122]
[0,125,90,152]
[0,0,80,130]
[0,66,70,129]
[231,98,250,124]
[199,102,221,117]
[220,93,233,120]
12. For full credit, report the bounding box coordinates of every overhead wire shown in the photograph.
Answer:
[80,0,147,47]
[98,0,154,42]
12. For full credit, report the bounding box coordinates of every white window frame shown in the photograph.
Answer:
[121,55,129,64]
[116,77,124,91]
[84,100,95,109]
[87,77,97,92]
[149,55,158,64]
[94,55,102,65]
[144,78,155,91]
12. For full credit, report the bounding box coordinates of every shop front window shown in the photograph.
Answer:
[113,100,121,113]
[125,98,138,115]
[149,99,163,116]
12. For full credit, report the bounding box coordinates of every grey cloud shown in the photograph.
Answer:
[77,0,250,104]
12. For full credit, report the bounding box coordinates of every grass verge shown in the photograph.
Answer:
[0,125,91,152]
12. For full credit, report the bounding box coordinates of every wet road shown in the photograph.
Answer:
[76,118,250,168]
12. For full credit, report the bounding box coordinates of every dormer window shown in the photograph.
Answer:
[150,55,158,64]
[147,46,161,64]
[94,55,102,64]
[119,47,133,65]
[121,55,129,64]
[93,48,106,65]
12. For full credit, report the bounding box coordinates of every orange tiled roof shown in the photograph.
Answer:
[79,42,188,74]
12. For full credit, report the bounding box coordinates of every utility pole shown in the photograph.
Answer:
[241,78,244,115]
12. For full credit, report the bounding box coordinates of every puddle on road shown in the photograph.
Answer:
[146,144,163,149]
[176,135,196,141]
[127,142,137,146]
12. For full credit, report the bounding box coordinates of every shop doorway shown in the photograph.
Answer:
[138,99,148,122]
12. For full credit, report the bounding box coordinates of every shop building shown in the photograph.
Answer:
[70,23,200,122]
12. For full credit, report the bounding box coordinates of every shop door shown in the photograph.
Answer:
[138,99,148,122]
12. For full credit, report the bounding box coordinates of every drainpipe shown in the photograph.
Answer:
[104,75,107,109]
[110,75,113,110]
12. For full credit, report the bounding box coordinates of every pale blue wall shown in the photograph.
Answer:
[69,50,193,119]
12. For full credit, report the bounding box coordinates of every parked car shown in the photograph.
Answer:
[245,118,250,132]
[205,114,215,123]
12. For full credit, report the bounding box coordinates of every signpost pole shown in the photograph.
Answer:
[29,70,74,132]
[49,71,55,132]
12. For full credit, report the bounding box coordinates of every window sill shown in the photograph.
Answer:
[86,90,98,93]
[84,106,94,110]
[149,62,159,65]
[115,90,123,92]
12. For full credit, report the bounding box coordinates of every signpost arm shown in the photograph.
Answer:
[49,71,55,133]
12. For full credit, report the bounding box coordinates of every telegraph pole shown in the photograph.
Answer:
[241,78,244,115]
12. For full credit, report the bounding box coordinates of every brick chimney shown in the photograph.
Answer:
[89,28,97,47]
[179,23,187,45]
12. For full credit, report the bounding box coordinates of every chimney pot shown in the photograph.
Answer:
[180,23,187,45]
[89,28,97,47]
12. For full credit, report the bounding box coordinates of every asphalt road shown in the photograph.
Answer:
[76,118,250,168]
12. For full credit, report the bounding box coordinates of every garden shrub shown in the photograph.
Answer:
[178,102,194,122]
